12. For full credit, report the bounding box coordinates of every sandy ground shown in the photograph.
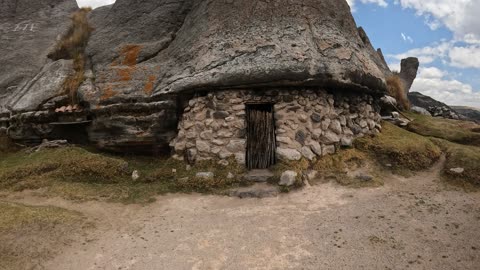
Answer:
[4,159,480,270]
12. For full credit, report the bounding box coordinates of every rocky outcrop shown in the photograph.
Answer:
[0,0,78,112]
[408,92,461,120]
[399,57,419,93]
[1,0,391,154]
[83,0,388,107]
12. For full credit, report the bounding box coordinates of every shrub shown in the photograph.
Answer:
[386,75,410,111]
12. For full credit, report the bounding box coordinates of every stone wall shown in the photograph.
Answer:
[171,89,381,165]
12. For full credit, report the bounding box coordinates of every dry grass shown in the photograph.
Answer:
[311,149,383,187]
[0,202,88,270]
[387,75,410,111]
[48,8,94,104]
[355,122,442,174]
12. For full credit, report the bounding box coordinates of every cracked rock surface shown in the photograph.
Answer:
[84,0,388,106]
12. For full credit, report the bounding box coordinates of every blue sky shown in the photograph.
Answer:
[349,0,480,108]
[77,0,480,108]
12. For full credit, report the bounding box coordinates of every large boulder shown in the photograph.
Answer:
[0,0,78,112]
[399,57,419,94]
[84,0,388,107]
[1,0,391,153]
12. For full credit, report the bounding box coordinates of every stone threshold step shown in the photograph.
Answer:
[243,169,275,182]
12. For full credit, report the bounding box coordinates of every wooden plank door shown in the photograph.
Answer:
[246,104,276,169]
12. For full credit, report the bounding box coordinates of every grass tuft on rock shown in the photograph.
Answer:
[48,8,94,104]
[387,75,410,111]
[355,122,441,174]
[406,113,480,147]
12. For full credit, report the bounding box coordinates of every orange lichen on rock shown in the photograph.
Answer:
[121,45,142,66]
[144,75,156,95]
[100,85,117,101]
[117,68,132,82]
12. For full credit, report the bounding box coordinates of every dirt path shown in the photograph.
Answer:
[5,159,480,270]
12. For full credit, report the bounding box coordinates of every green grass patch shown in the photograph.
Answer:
[406,113,480,147]
[355,122,442,174]
[430,138,480,189]
[0,147,247,203]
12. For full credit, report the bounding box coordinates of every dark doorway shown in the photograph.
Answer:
[246,103,276,170]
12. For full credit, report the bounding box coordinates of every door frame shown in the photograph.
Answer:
[245,102,277,170]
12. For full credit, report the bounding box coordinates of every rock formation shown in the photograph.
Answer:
[0,0,78,112]
[399,57,419,94]
[2,0,393,158]
[408,92,461,120]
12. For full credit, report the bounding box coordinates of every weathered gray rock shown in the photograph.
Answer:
[196,172,214,179]
[449,168,465,174]
[83,0,387,107]
[279,171,298,187]
[411,106,431,116]
[301,146,316,161]
[320,131,340,144]
[408,92,461,120]
[276,148,302,161]
[0,0,78,112]
[9,60,74,112]
[399,57,419,93]
[243,169,274,182]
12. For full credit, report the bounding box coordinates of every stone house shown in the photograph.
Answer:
[172,89,381,169]
[1,0,393,169]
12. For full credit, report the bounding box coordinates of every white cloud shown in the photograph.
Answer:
[389,41,480,69]
[394,0,480,43]
[449,45,480,69]
[418,67,446,79]
[346,0,388,12]
[411,67,480,107]
[401,33,414,43]
[76,0,115,9]
[388,41,452,64]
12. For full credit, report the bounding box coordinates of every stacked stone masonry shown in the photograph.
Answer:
[172,89,382,164]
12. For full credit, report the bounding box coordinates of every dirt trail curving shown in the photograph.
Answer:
[5,158,480,270]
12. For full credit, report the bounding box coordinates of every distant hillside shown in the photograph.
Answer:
[451,106,480,123]
[408,92,461,120]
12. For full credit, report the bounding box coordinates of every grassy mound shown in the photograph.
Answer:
[430,138,480,188]
[0,147,130,190]
[0,147,246,203]
[406,113,480,147]
[355,122,442,173]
